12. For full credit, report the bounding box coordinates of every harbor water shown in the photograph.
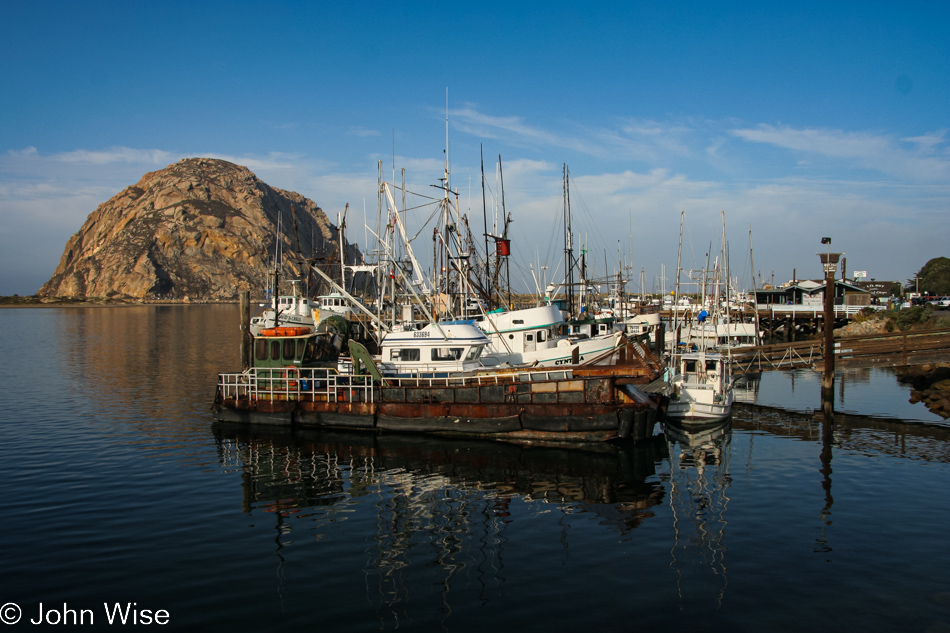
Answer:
[2,304,950,632]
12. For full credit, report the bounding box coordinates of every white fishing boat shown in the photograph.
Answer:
[664,210,735,424]
[377,320,490,376]
[315,292,361,318]
[619,308,662,341]
[665,349,734,423]
[678,318,760,350]
[475,304,624,367]
[249,280,319,335]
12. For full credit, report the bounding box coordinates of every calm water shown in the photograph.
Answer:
[3,305,950,632]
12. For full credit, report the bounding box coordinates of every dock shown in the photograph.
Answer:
[729,328,950,374]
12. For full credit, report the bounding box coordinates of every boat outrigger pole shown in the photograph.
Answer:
[308,264,391,335]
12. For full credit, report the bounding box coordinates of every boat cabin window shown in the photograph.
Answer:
[390,348,420,362]
[538,330,546,343]
[706,360,718,372]
[284,339,299,361]
[526,334,534,342]
[465,345,483,361]
[255,338,306,363]
[431,347,463,361]
[513,319,524,325]
[684,360,697,373]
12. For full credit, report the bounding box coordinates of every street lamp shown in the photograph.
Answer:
[817,239,844,408]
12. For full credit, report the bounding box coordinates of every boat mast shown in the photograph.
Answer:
[749,224,761,344]
[338,203,349,292]
[673,210,684,352]
[498,155,511,309]
[563,164,575,317]
[480,145,491,306]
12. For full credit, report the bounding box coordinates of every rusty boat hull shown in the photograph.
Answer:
[213,365,660,442]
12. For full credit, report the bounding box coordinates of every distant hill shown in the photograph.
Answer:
[38,158,359,300]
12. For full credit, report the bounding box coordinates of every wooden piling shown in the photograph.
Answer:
[240,290,252,370]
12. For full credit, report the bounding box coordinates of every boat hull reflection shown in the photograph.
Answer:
[213,424,669,524]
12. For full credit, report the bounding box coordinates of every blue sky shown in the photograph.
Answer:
[2,1,948,296]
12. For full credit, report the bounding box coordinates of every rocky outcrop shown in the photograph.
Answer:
[898,364,950,419]
[39,158,359,300]
[834,317,889,337]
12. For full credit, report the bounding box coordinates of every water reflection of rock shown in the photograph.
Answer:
[897,365,950,419]
[58,304,240,427]
[662,419,733,609]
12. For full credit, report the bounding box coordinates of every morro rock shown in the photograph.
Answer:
[38,158,359,300]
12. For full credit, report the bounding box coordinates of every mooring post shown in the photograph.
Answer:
[240,290,252,370]
[818,241,843,409]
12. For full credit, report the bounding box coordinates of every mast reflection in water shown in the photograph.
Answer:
[213,425,668,625]
[662,419,732,610]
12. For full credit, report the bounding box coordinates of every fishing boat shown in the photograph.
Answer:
[475,304,624,368]
[316,292,360,318]
[212,319,665,442]
[249,280,319,335]
[377,320,490,376]
[665,348,734,423]
[664,211,735,424]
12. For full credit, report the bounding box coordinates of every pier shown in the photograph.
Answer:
[729,328,950,374]
[658,304,875,343]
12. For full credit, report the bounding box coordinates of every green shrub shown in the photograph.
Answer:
[896,305,936,331]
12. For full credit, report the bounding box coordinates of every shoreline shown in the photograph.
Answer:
[0,295,242,308]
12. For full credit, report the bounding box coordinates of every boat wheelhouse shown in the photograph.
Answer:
[316,292,359,318]
[377,321,488,376]
[475,304,623,367]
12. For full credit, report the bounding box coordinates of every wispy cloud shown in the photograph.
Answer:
[52,147,176,165]
[349,127,381,138]
[451,106,603,156]
[451,106,710,165]
[730,124,950,181]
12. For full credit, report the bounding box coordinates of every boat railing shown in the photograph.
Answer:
[381,368,575,388]
[217,366,579,400]
[216,367,376,403]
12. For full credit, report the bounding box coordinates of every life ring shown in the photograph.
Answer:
[283,365,300,389]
